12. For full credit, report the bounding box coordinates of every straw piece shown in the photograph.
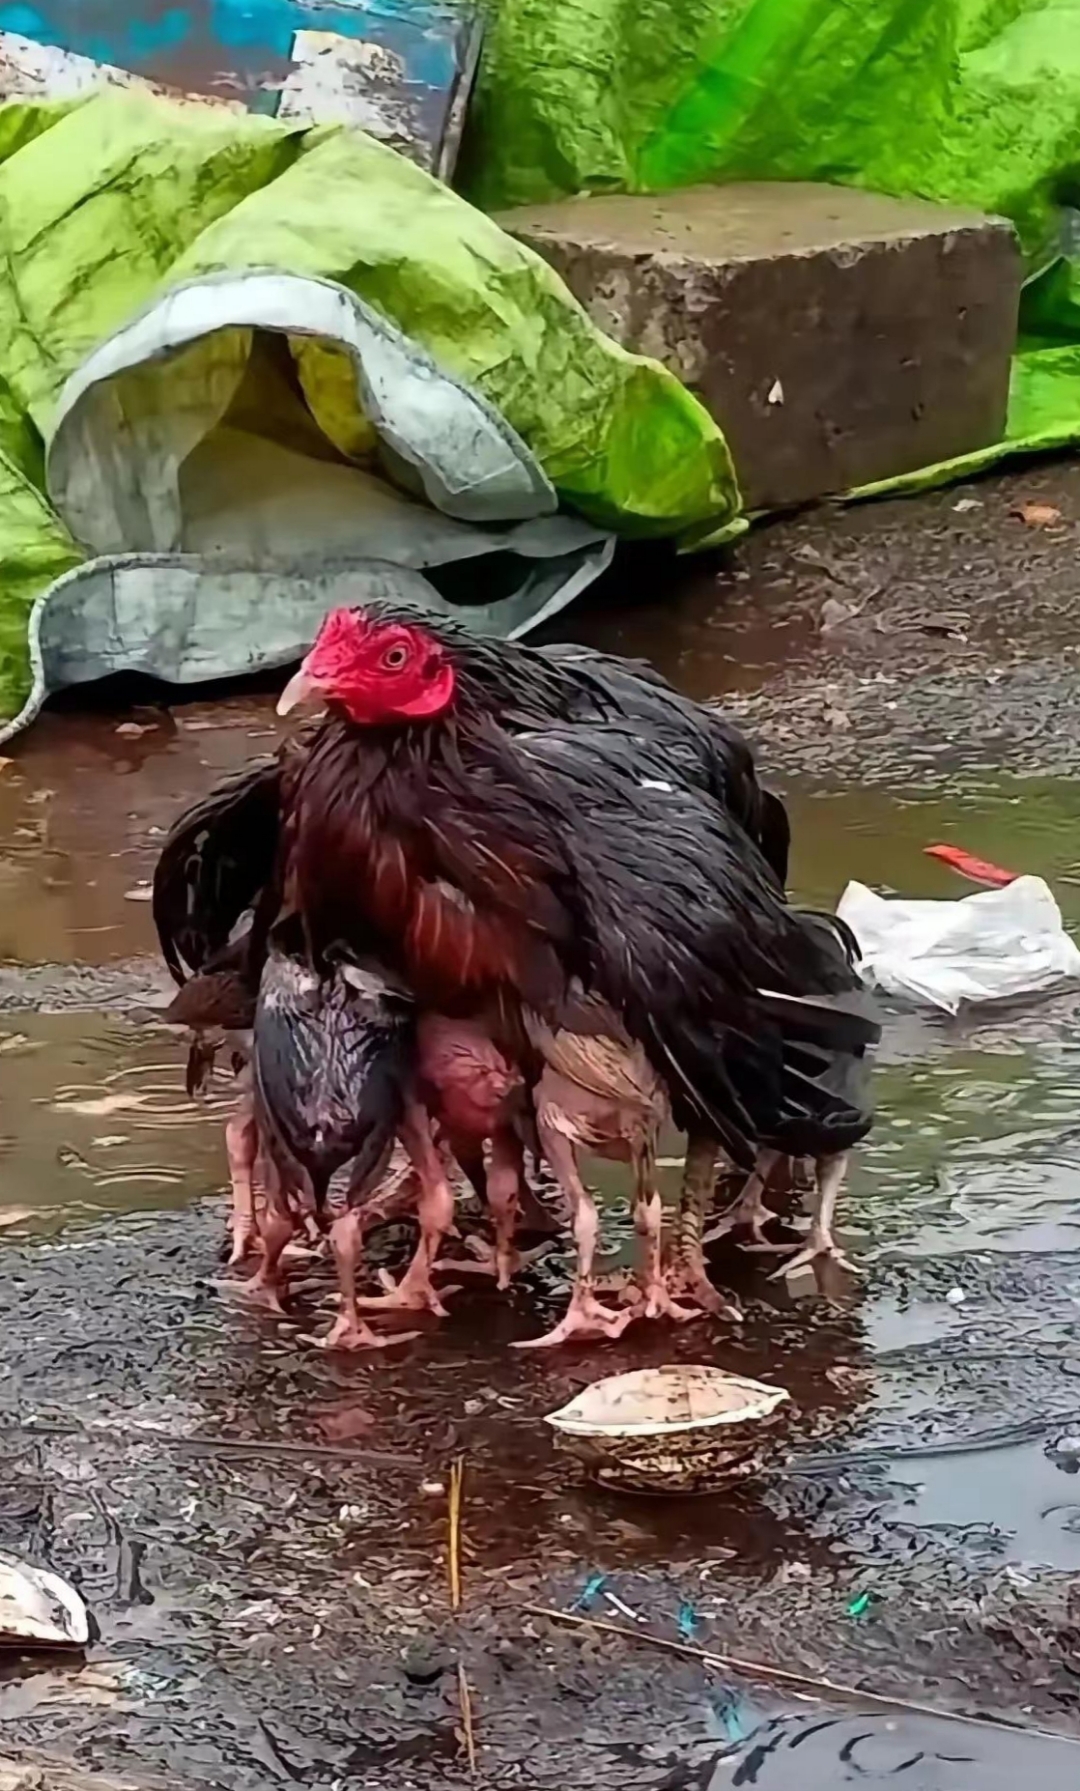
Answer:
[457,1660,477,1775]
[448,1455,465,1611]
[521,1605,1080,1748]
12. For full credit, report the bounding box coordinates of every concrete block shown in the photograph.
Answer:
[499,184,1023,510]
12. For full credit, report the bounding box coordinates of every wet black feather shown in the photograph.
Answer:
[252,935,416,1213]
[152,756,283,984]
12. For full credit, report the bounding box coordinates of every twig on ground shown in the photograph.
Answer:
[448,1454,465,1611]
[521,1605,1080,1747]
[457,1660,477,1775]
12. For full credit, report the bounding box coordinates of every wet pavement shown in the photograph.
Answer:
[5,464,1080,1786]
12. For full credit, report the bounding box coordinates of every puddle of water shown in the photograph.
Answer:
[887,1440,1080,1573]
[0,1012,227,1231]
[694,1710,1080,1790]
[0,697,283,966]
[784,774,1080,918]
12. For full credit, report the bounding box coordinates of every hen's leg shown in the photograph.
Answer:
[629,1140,701,1323]
[224,1096,259,1266]
[318,1209,420,1350]
[664,1132,742,1319]
[704,1147,785,1249]
[515,1122,633,1347]
[356,1104,457,1318]
[769,1150,859,1278]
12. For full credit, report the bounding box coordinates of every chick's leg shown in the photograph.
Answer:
[318,1209,420,1350]
[243,1196,293,1314]
[434,1138,554,1280]
[769,1150,859,1278]
[356,1104,456,1318]
[224,1095,259,1266]
[516,1120,633,1348]
[484,1125,525,1290]
[659,1132,743,1320]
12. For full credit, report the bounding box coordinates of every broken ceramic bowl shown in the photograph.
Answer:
[546,1364,789,1494]
[0,1550,90,1649]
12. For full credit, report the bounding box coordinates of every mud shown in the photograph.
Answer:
[4,464,1080,1787]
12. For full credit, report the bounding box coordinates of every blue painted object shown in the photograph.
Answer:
[0,0,481,173]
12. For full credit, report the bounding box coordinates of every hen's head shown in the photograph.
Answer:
[277,607,456,726]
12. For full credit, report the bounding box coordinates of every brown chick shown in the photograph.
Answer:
[518,990,740,1348]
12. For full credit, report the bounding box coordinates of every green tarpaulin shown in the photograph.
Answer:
[0,91,737,732]
[463,0,1080,478]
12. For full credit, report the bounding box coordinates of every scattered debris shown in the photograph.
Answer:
[457,1660,477,1776]
[945,1287,967,1307]
[122,884,154,903]
[924,843,1018,887]
[573,1573,607,1612]
[546,1365,789,1494]
[114,722,156,738]
[838,875,1080,1011]
[766,378,784,405]
[1012,501,1064,527]
[0,1550,90,1649]
[522,1606,1080,1744]
[905,609,970,640]
[602,1588,643,1624]
[819,594,863,632]
[952,497,983,512]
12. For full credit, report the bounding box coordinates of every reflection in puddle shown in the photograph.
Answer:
[0,1014,229,1231]
[689,1711,1080,1790]
[886,1440,1080,1574]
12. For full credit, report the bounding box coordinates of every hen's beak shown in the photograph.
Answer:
[277,666,319,716]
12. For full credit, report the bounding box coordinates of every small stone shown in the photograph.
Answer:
[945,1287,966,1306]
[401,1645,451,1686]
[420,1480,446,1497]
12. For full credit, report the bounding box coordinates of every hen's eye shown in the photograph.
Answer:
[381,644,410,671]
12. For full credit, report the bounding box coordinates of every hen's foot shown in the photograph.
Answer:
[312,1312,420,1351]
[237,1277,287,1316]
[435,1234,552,1283]
[662,1260,742,1322]
[769,1225,860,1279]
[355,1259,455,1318]
[634,1274,701,1324]
[514,1282,636,1348]
[703,1192,779,1250]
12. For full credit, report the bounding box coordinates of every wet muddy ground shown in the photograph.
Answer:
[5,463,1080,1787]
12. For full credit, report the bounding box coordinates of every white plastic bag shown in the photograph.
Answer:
[836,876,1080,1013]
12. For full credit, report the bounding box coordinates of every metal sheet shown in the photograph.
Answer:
[0,0,482,174]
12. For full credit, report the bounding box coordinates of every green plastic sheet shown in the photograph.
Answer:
[464,0,1080,479]
[0,90,736,726]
